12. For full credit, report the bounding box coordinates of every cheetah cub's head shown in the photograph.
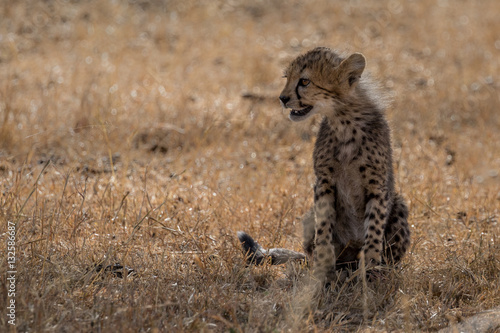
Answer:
[279,47,366,122]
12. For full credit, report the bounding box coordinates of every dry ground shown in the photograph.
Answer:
[1,0,499,332]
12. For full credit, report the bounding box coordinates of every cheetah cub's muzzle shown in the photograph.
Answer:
[279,76,317,122]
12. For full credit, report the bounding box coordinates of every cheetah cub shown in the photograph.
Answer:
[238,47,410,282]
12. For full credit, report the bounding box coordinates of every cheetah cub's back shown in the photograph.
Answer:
[238,47,410,283]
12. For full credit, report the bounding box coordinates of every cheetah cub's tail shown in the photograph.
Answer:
[237,231,306,265]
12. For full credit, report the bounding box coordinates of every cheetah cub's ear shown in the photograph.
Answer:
[338,53,366,89]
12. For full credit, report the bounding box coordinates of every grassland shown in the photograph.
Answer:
[1,0,499,331]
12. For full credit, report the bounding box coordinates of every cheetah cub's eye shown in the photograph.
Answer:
[299,78,310,87]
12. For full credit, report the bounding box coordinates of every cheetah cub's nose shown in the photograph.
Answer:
[279,95,290,105]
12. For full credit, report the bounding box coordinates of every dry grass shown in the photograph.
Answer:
[1,0,499,332]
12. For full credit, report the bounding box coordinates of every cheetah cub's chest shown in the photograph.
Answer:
[314,118,366,242]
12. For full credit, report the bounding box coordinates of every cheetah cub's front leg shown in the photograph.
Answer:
[313,178,337,281]
[360,184,390,267]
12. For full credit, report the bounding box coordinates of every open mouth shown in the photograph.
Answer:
[290,105,313,119]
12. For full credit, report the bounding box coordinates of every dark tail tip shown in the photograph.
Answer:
[237,231,265,265]
[237,231,258,252]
